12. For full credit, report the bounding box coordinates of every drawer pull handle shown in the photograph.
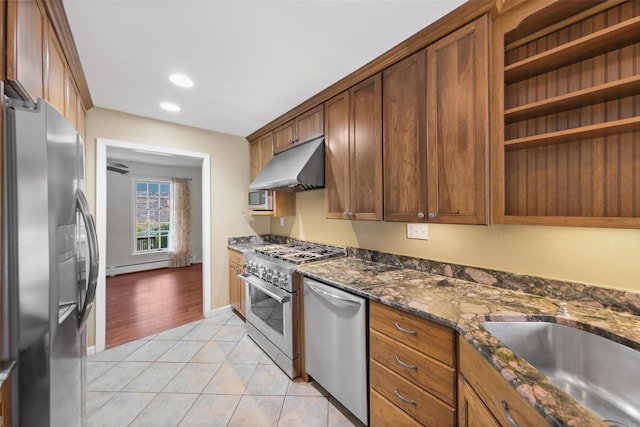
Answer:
[394,387,417,406]
[393,322,417,336]
[501,400,520,427]
[394,354,417,370]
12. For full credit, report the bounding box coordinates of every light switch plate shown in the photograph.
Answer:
[407,223,429,240]
[279,217,285,226]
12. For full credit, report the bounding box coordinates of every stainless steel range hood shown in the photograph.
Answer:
[249,136,325,192]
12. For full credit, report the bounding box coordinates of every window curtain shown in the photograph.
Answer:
[168,177,191,268]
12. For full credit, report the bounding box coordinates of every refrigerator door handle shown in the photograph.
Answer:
[76,188,99,330]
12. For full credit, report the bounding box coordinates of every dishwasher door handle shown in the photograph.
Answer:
[307,283,363,308]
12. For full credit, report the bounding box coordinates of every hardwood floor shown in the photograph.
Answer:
[105,263,204,349]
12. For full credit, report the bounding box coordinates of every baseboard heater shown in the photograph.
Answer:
[107,260,169,276]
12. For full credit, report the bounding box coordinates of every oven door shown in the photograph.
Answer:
[239,273,296,358]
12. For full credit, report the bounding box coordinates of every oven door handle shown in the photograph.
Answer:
[239,273,290,304]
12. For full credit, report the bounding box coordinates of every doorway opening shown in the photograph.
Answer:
[105,264,203,348]
[95,138,212,353]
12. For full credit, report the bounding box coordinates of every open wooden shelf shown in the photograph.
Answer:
[242,191,296,217]
[505,75,640,124]
[243,210,275,216]
[504,15,640,84]
[504,116,640,150]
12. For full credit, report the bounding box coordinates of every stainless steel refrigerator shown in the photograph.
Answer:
[3,98,99,426]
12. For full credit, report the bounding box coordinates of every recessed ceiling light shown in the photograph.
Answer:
[160,102,180,112]
[169,73,193,88]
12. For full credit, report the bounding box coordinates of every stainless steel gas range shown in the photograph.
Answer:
[238,242,346,378]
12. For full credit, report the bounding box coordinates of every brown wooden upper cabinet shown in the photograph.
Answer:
[426,15,489,225]
[274,104,324,154]
[383,49,428,223]
[383,16,488,225]
[8,0,88,141]
[6,0,46,102]
[325,74,383,220]
[249,132,274,180]
[46,21,66,116]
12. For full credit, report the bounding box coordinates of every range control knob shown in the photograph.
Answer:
[278,274,289,287]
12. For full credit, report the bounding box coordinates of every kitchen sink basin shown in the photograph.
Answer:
[481,321,639,427]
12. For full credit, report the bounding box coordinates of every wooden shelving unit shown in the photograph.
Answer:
[504,15,640,84]
[493,0,640,228]
[504,75,640,123]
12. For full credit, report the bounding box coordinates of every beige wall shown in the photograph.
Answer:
[271,190,640,293]
[85,107,270,346]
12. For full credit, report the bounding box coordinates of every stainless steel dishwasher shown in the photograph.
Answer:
[303,277,368,425]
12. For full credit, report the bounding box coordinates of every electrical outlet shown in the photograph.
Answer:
[279,217,285,226]
[407,223,429,240]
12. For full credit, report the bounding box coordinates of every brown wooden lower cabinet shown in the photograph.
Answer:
[228,249,245,318]
[368,301,456,426]
[1,375,11,427]
[369,329,455,406]
[458,336,550,427]
[458,375,500,427]
[370,389,422,427]
[370,360,455,426]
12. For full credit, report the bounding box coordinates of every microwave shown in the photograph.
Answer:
[248,190,273,211]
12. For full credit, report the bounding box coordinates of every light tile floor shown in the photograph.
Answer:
[87,308,364,427]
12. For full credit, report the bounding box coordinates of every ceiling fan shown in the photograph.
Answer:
[107,161,130,175]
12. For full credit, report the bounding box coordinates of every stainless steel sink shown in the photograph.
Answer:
[481,321,639,427]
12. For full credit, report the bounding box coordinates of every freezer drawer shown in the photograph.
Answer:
[303,277,368,425]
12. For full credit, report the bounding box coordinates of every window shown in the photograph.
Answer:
[134,180,170,253]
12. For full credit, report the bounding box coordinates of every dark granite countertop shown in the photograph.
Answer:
[298,257,640,427]
[227,242,270,254]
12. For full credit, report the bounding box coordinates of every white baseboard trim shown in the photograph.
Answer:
[106,257,202,277]
[106,260,169,276]
[205,305,232,318]
[87,346,96,355]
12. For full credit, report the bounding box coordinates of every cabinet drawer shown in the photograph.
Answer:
[370,301,455,366]
[458,337,550,427]
[370,389,422,427]
[228,249,244,266]
[370,359,455,427]
[370,329,455,406]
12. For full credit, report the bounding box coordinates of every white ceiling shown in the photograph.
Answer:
[63,0,465,138]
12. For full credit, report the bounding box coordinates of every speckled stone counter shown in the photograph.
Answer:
[297,257,640,427]
[227,234,291,254]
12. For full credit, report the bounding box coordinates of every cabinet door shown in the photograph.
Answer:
[427,15,489,224]
[249,133,274,180]
[46,23,66,115]
[296,104,324,144]
[324,91,351,219]
[458,376,500,427]
[274,120,296,154]
[350,73,382,220]
[259,133,273,169]
[77,99,87,142]
[229,262,241,313]
[65,74,78,128]
[0,375,11,427]
[6,0,46,101]
[383,49,428,222]
[249,140,262,181]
